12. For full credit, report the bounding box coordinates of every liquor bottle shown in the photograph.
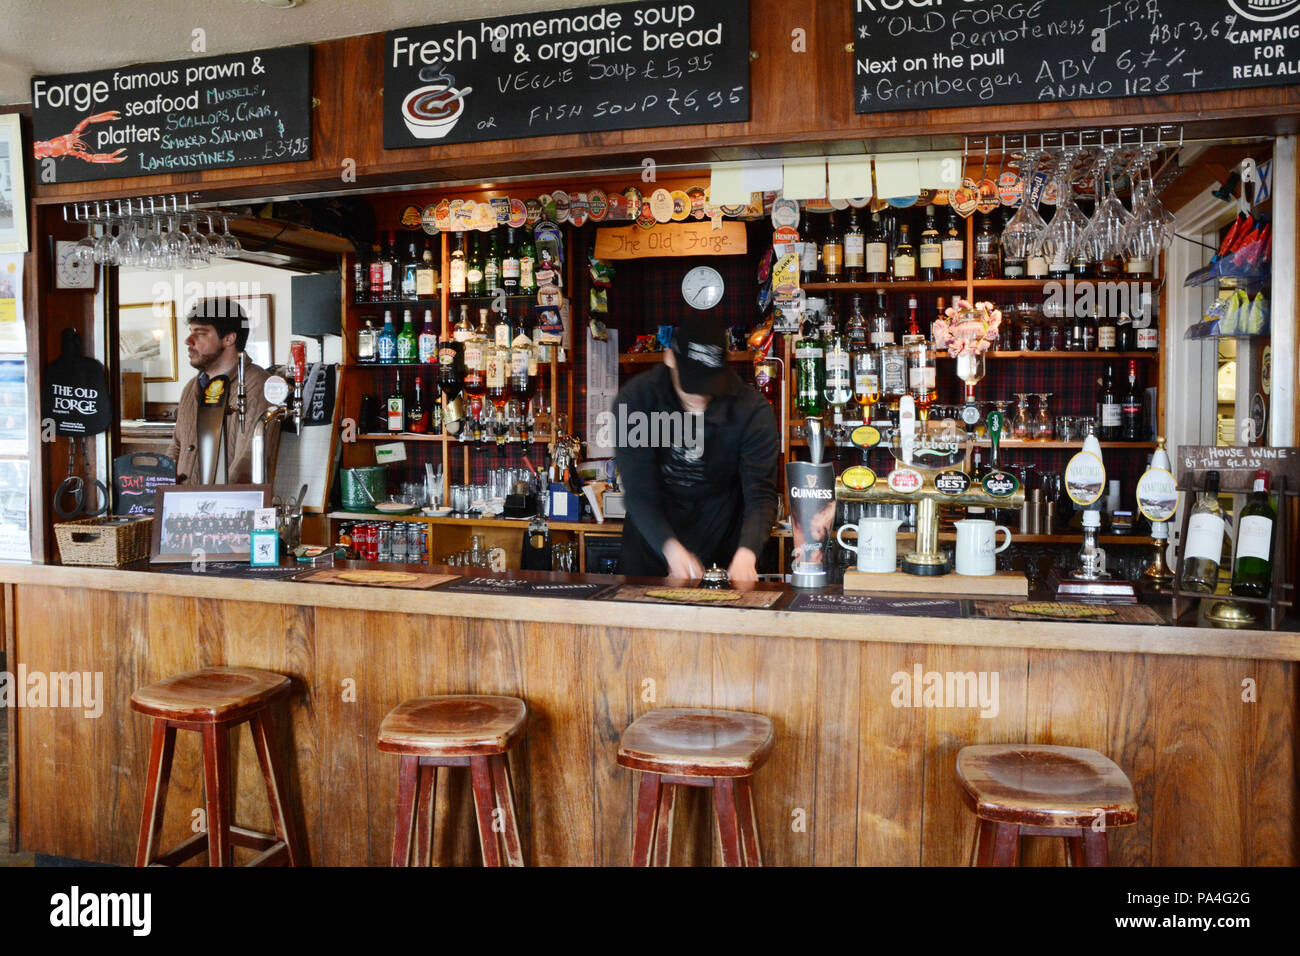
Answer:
[1000,211,1025,278]
[518,229,538,295]
[823,312,852,422]
[484,228,501,294]
[416,238,438,298]
[466,233,486,297]
[1124,249,1154,279]
[1116,313,1136,351]
[357,318,377,365]
[1026,240,1049,279]
[452,304,474,343]
[510,328,535,403]
[793,325,826,419]
[493,307,514,349]
[931,297,947,347]
[417,309,438,365]
[1231,470,1276,599]
[502,228,521,294]
[1080,307,1098,352]
[908,343,937,414]
[385,231,401,298]
[401,239,419,299]
[820,214,844,283]
[476,307,491,340]
[449,233,467,299]
[1135,293,1159,351]
[462,332,486,398]
[438,337,463,401]
[892,223,917,281]
[843,209,865,283]
[850,335,878,411]
[1097,309,1118,351]
[394,309,416,363]
[919,206,942,283]
[1097,244,1122,281]
[799,235,820,285]
[973,215,998,279]
[865,212,889,283]
[377,310,397,365]
[820,295,838,342]
[1180,471,1225,593]
[1121,360,1144,441]
[486,341,511,415]
[1096,363,1121,441]
[1070,245,1092,280]
[880,344,908,412]
[387,369,406,432]
[941,210,964,280]
[845,295,868,349]
[353,250,368,302]
[901,296,924,347]
[407,376,429,433]
[869,290,894,347]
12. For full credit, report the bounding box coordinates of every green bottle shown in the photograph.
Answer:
[466,233,486,297]
[794,320,826,419]
[396,309,417,364]
[1230,469,1276,599]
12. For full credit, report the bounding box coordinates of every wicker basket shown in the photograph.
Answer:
[55,516,154,566]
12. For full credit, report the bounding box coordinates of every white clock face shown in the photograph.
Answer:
[56,241,94,289]
[681,266,724,310]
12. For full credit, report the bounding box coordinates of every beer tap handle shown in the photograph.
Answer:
[289,341,307,427]
[236,352,248,433]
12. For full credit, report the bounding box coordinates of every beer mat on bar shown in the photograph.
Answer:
[153,562,308,582]
[438,578,612,599]
[971,601,1166,625]
[295,569,458,590]
[600,584,785,609]
[786,593,964,617]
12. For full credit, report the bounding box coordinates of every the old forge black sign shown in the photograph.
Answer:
[31,45,311,183]
[384,1,749,148]
[853,0,1300,114]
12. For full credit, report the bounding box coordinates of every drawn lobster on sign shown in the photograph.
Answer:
[33,111,127,164]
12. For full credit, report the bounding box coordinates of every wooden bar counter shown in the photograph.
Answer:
[2,562,1296,866]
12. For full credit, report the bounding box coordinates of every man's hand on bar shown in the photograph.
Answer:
[728,547,758,584]
[662,538,704,580]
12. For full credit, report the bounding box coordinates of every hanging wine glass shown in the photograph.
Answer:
[1039,147,1089,276]
[162,198,188,267]
[72,204,98,266]
[1000,148,1048,268]
[114,201,144,268]
[183,214,211,269]
[1122,151,1175,276]
[1081,149,1133,272]
[213,213,242,258]
[93,204,117,265]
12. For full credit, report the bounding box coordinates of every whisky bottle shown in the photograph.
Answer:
[892,224,917,281]
[843,209,865,283]
[918,206,941,283]
[866,212,889,283]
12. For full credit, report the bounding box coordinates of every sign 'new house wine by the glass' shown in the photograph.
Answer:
[383,1,750,149]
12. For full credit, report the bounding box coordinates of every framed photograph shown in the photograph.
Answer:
[0,114,27,254]
[150,484,272,563]
[232,293,274,368]
[119,301,178,383]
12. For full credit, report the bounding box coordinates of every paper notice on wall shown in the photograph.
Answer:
[0,459,31,561]
[873,155,921,199]
[918,152,963,189]
[0,254,25,353]
[586,327,619,458]
[782,159,827,200]
[827,157,873,200]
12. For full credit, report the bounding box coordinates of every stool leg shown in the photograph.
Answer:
[1080,827,1110,866]
[488,754,524,867]
[713,778,744,867]
[973,818,997,866]
[652,781,676,867]
[631,772,662,867]
[391,755,419,867]
[989,823,1019,867]
[200,723,233,866]
[135,719,177,867]
[414,763,437,867]
[470,755,503,867]
[250,709,304,867]
[734,777,762,866]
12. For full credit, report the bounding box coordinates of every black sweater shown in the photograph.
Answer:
[612,363,780,576]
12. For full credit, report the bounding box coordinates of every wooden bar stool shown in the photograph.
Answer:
[956,744,1138,867]
[132,666,304,867]
[378,695,527,867]
[617,708,774,867]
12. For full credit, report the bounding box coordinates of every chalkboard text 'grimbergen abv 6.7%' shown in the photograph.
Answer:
[1231,470,1277,599]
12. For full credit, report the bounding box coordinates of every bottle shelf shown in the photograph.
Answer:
[787,437,1156,450]
[349,294,538,308]
[969,278,1154,290]
[800,281,966,293]
[618,350,753,365]
[933,350,1156,360]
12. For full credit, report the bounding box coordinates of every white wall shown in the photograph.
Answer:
[118,261,341,412]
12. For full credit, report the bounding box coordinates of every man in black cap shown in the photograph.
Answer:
[612,314,780,581]
[165,297,280,484]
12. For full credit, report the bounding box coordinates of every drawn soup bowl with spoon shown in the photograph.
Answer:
[402,84,471,139]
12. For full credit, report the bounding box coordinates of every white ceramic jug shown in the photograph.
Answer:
[836,517,902,573]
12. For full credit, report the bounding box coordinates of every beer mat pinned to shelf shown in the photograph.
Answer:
[295,569,458,590]
[971,601,1166,625]
[153,562,308,582]
[600,584,785,609]
[785,593,964,618]
[438,577,612,600]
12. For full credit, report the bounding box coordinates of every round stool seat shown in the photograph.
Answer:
[130,666,291,723]
[617,708,774,778]
[956,744,1138,829]
[378,695,527,757]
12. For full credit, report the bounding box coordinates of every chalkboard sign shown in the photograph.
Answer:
[31,45,311,184]
[112,453,175,516]
[1176,444,1298,491]
[384,1,749,148]
[853,0,1300,114]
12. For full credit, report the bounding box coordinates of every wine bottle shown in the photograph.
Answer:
[1120,360,1143,441]
[794,325,826,418]
[1231,470,1276,599]
[502,227,521,294]
[1096,362,1121,441]
[484,228,501,294]
[449,233,467,299]
[1180,471,1225,593]
[466,233,485,296]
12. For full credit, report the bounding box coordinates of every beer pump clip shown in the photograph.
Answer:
[1137,437,1178,588]
[1053,431,1138,602]
[786,416,836,589]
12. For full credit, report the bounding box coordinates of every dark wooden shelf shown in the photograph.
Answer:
[787,437,1156,449]
[619,350,753,364]
[970,278,1154,290]
[801,281,965,293]
[935,350,1156,360]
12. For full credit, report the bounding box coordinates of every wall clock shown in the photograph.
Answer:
[681,265,723,310]
[54,240,95,290]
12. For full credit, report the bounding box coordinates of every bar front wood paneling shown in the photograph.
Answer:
[6,575,1295,866]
